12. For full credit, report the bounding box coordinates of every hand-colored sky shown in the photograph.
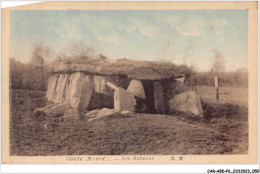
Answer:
[10,10,247,72]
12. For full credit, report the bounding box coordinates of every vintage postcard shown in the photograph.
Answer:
[1,1,258,164]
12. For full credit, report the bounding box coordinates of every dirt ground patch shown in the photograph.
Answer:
[10,89,248,155]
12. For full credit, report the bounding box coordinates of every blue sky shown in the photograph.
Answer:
[10,10,248,71]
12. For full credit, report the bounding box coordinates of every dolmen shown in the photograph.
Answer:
[34,58,203,120]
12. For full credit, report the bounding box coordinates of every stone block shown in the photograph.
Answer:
[88,108,118,122]
[127,79,146,99]
[114,87,136,112]
[46,75,59,102]
[120,110,133,115]
[84,109,99,119]
[153,81,166,114]
[63,109,81,120]
[44,103,72,116]
[65,72,94,111]
[34,103,72,117]
[54,74,71,103]
[169,91,203,116]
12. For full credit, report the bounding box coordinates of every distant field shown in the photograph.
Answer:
[10,89,248,155]
[195,85,248,106]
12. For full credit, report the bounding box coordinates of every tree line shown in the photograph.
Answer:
[10,42,248,91]
[10,42,100,91]
[185,49,248,88]
[185,70,248,88]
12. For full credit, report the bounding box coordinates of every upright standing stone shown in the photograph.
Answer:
[46,75,59,102]
[94,76,107,93]
[100,78,106,92]
[153,81,166,114]
[114,87,135,112]
[127,79,146,99]
[54,74,71,103]
[65,72,94,111]
[169,91,203,116]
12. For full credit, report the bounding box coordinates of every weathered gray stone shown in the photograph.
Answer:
[34,103,72,117]
[171,80,190,96]
[54,74,71,103]
[94,76,106,93]
[120,110,133,114]
[114,87,136,112]
[46,75,59,102]
[127,79,146,99]
[51,58,190,80]
[84,109,99,119]
[34,103,57,116]
[153,81,166,114]
[65,72,94,111]
[88,108,118,122]
[63,109,81,120]
[169,91,203,116]
[106,81,117,90]
[45,103,72,116]
[97,108,118,118]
